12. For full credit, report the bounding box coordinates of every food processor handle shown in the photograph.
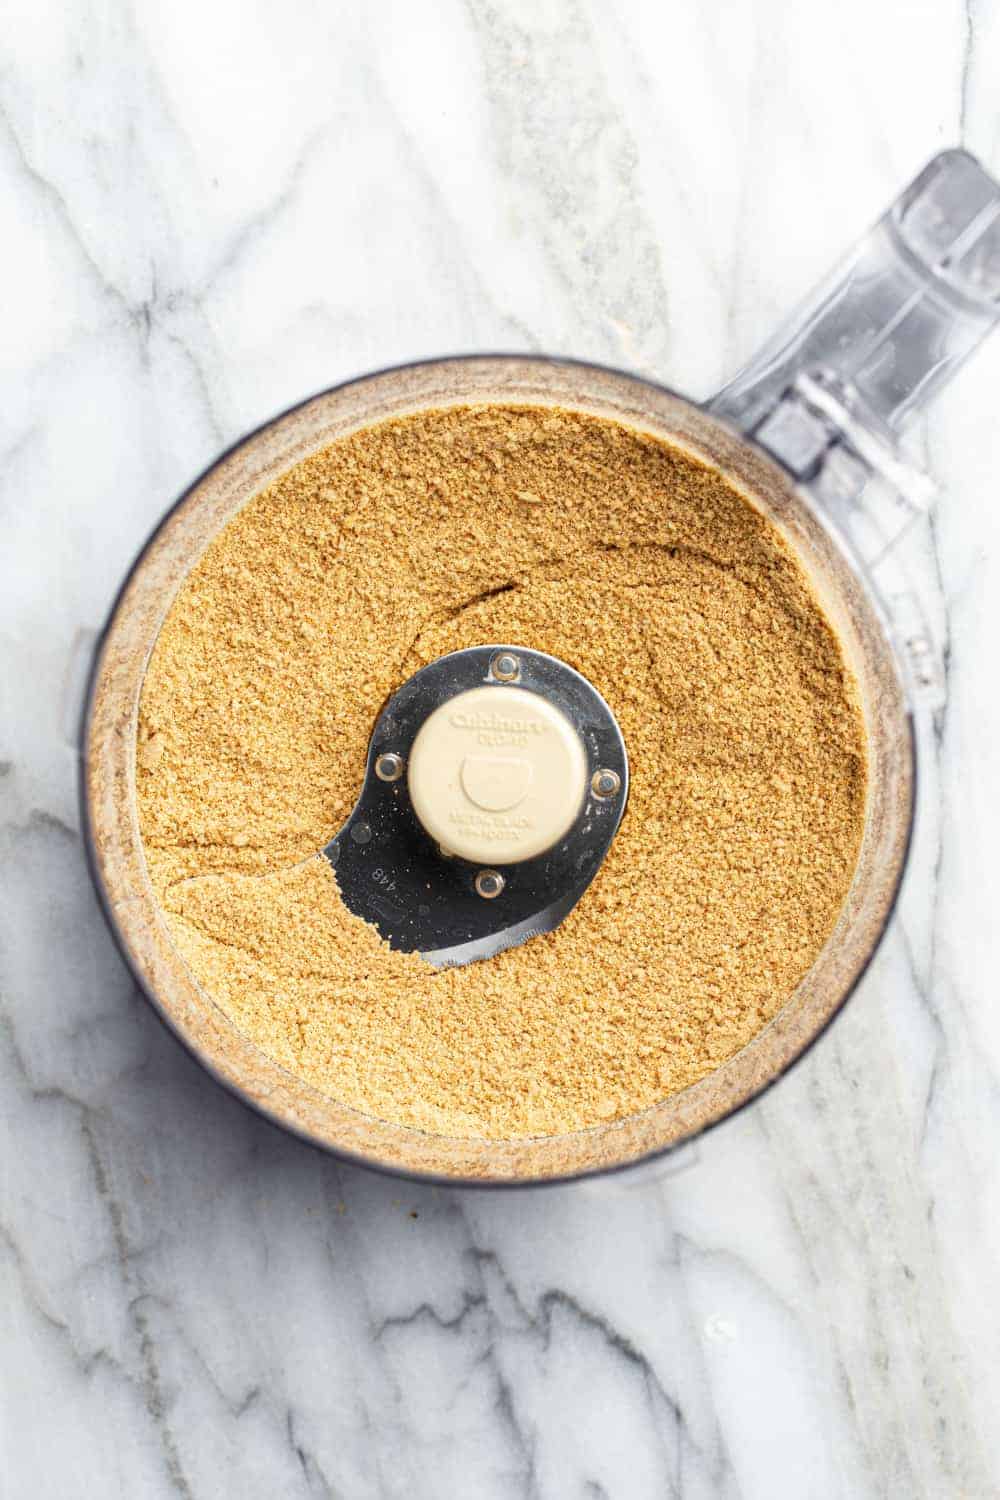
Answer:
[709,148,1000,701]
[711,150,1000,450]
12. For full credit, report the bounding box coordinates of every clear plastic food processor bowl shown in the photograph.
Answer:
[82,151,1000,1184]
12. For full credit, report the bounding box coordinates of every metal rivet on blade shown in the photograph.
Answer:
[474,869,505,899]
[591,769,621,799]
[489,652,520,682]
[375,751,405,782]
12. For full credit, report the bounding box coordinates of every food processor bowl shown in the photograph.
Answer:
[81,151,1000,1183]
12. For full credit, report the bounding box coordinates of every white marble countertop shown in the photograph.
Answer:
[4,3,1000,1496]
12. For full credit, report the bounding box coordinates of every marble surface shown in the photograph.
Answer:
[3,2,1000,1495]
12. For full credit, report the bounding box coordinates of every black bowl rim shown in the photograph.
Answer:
[78,352,917,1190]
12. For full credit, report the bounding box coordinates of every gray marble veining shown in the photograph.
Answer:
[3,1,1000,1495]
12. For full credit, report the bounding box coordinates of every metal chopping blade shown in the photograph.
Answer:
[323,646,629,967]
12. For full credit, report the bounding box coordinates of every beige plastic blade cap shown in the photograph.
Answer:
[407,684,588,864]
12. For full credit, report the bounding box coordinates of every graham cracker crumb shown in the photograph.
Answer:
[137,404,867,1139]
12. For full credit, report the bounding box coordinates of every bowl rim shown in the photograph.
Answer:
[79,352,917,1188]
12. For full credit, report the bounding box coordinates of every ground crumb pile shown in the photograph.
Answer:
[137,404,867,1139]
